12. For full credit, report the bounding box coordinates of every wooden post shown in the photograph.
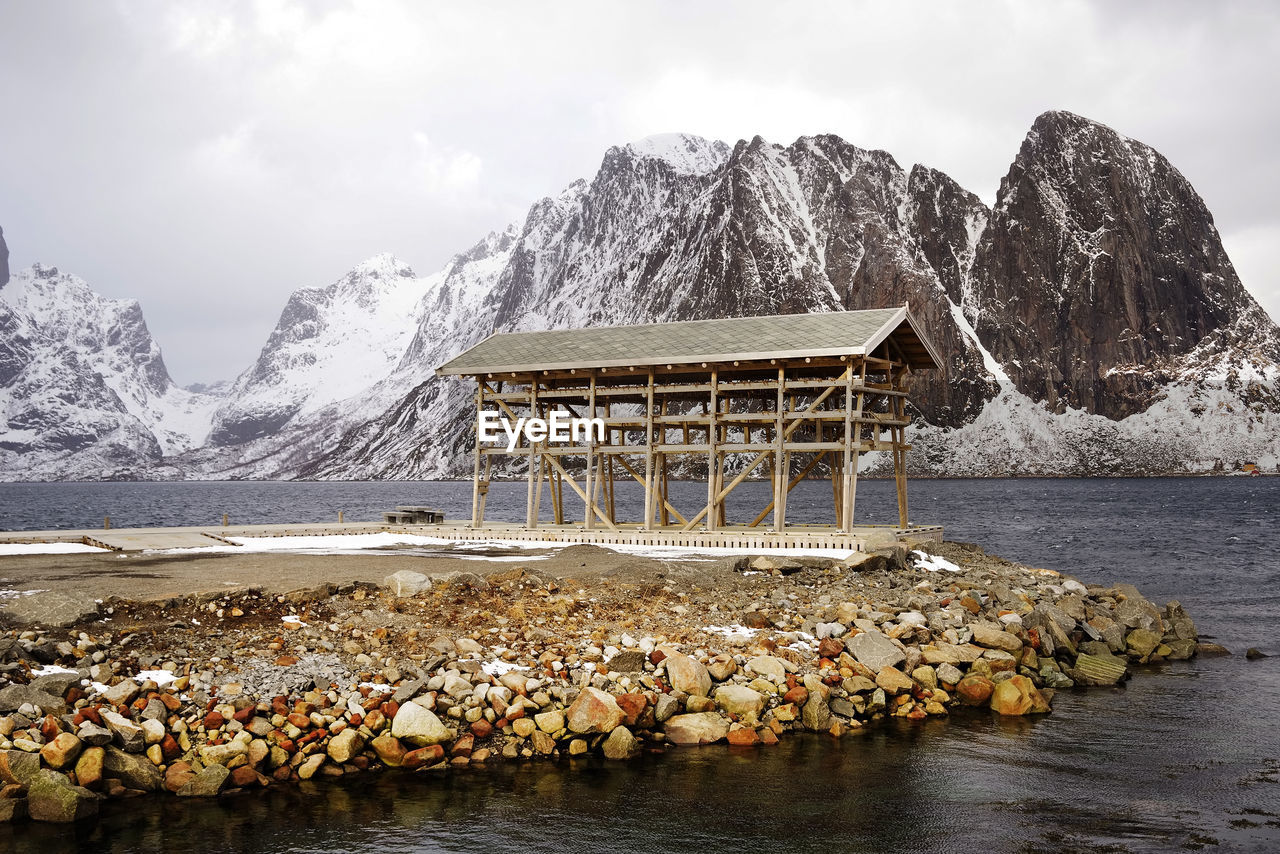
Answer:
[840,361,858,533]
[104,516,110,530]
[893,362,909,528]
[659,399,670,527]
[338,510,344,524]
[222,513,228,527]
[642,368,656,530]
[584,373,596,529]
[706,367,719,531]
[605,401,616,524]
[773,366,787,532]
[552,464,564,525]
[471,382,485,527]
[525,381,539,528]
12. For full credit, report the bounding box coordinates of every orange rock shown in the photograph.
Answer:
[164,761,196,793]
[401,745,445,770]
[370,734,406,767]
[451,734,474,758]
[989,675,1051,716]
[955,674,995,706]
[727,727,760,746]
[615,693,648,727]
[160,734,181,763]
[782,686,809,707]
[230,765,262,788]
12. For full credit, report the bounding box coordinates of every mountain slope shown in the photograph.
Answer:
[300,115,1279,480]
[967,110,1279,420]
[0,262,219,479]
[3,114,1277,481]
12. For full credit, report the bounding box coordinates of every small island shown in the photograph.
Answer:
[0,536,1210,824]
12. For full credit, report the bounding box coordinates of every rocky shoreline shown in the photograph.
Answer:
[0,541,1217,825]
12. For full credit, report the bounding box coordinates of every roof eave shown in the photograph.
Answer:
[436,346,869,377]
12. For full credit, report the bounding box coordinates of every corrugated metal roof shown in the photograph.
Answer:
[436,306,942,375]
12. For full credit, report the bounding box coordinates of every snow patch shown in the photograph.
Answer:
[0,542,109,555]
[912,550,963,573]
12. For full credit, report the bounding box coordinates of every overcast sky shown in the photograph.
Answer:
[2,1,1277,385]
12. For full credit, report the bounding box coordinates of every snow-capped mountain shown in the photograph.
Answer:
[0,260,220,479]
[3,115,1277,481]
[298,115,1278,479]
[207,254,426,446]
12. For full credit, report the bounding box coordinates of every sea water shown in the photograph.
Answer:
[1,478,1277,852]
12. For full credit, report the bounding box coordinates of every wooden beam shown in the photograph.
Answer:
[524,382,538,527]
[893,360,909,528]
[584,373,596,529]
[773,365,787,531]
[540,452,619,530]
[642,368,656,530]
[613,455,687,525]
[681,364,851,532]
[750,450,829,527]
[706,367,719,532]
[471,382,484,527]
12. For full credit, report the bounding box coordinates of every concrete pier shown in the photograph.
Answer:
[0,520,942,553]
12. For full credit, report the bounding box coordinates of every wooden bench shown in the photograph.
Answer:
[383,506,444,524]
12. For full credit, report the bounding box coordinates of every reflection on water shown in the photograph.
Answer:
[2,478,1278,852]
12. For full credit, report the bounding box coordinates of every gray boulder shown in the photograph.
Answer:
[103,745,163,791]
[27,770,99,823]
[846,630,906,671]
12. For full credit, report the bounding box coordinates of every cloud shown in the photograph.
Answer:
[0,0,1277,383]
[1222,225,1280,325]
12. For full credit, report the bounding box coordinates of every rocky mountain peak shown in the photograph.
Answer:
[6,111,1279,481]
[620,133,732,175]
[0,225,9,287]
[967,110,1270,418]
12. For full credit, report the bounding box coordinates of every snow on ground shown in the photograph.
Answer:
[134,669,179,686]
[703,624,761,640]
[482,659,527,676]
[913,550,963,573]
[0,542,110,555]
[0,588,48,600]
[144,532,860,560]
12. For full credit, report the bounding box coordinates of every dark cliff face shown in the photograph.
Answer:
[0,225,10,287]
[464,134,997,428]
[968,110,1266,418]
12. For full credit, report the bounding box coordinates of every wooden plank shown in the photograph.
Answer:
[527,383,541,527]
[893,360,909,528]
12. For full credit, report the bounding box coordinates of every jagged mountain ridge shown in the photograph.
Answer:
[2,116,1278,481]
[0,263,219,479]
[295,115,1279,479]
